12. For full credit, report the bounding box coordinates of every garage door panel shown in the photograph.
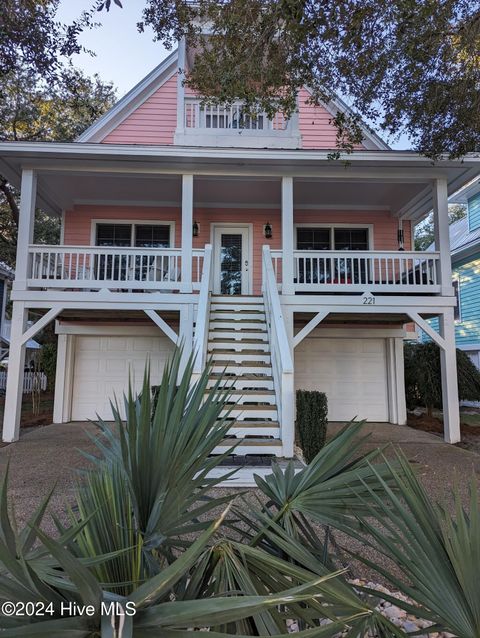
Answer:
[71,335,174,421]
[295,337,389,422]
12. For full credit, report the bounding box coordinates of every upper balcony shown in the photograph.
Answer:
[174,98,301,148]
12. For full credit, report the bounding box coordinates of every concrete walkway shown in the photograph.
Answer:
[0,421,478,532]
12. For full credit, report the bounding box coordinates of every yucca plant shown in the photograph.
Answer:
[350,453,480,638]
[244,422,401,541]
[74,348,238,586]
[0,497,365,637]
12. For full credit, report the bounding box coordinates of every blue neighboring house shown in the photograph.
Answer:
[446,180,480,368]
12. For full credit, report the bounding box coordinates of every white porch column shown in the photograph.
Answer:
[432,178,453,297]
[181,174,193,293]
[281,176,294,295]
[2,302,28,441]
[13,169,37,290]
[3,169,37,442]
[178,303,194,381]
[176,37,186,134]
[394,337,407,425]
[53,334,68,423]
[439,307,460,443]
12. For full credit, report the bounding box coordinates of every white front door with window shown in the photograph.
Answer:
[212,226,251,295]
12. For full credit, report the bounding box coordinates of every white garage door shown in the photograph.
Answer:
[295,337,389,422]
[71,335,174,421]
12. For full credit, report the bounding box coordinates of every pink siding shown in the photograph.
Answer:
[63,206,182,247]
[102,75,177,145]
[99,72,368,149]
[298,88,366,149]
[64,206,409,295]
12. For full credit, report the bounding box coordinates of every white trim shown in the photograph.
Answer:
[56,323,177,336]
[210,223,253,295]
[294,222,374,250]
[144,309,178,343]
[293,310,329,348]
[295,326,406,339]
[72,199,391,211]
[458,342,480,351]
[453,277,461,322]
[77,51,178,143]
[89,219,175,248]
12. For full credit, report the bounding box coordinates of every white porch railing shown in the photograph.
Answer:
[193,244,213,376]
[272,250,441,293]
[184,98,292,134]
[27,245,205,291]
[262,245,294,457]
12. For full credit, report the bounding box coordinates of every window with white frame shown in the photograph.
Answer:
[95,223,172,248]
[296,226,370,284]
[296,226,369,251]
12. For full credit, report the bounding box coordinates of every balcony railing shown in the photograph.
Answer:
[271,250,442,293]
[184,99,293,135]
[27,245,205,291]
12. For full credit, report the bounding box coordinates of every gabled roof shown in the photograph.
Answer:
[77,47,389,150]
[448,217,480,259]
[77,50,178,143]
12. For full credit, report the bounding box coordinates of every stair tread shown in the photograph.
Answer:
[207,389,275,395]
[209,373,274,380]
[213,361,271,367]
[209,338,268,343]
[209,348,270,354]
[218,438,282,446]
[222,404,277,410]
[222,421,280,427]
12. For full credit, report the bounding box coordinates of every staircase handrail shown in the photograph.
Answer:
[193,244,213,374]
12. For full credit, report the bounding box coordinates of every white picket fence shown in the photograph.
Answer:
[0,370,47,394]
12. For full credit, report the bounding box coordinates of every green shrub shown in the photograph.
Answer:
[404,341,480,414]
[296,389,328,463]
[39,341,57,392]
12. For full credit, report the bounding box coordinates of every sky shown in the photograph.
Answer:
[56,2,169,97]
[57,1,410,149]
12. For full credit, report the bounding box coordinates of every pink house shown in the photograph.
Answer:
[1,42,479,455]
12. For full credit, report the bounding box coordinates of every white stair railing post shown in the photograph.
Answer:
[193,244,213,381]
[262,245,295,458]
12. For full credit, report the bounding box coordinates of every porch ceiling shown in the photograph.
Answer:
[0,141,479,221]
[23,173,428,215]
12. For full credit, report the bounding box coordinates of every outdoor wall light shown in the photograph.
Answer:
[192,220,199,237]
[264,222,273,239]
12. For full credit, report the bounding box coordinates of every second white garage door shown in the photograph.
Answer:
[295,337,389,422]
[71,335,174,421]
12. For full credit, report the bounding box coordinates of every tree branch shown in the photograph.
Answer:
[0,176,19,227]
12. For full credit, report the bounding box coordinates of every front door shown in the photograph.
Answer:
[213,226,250,295]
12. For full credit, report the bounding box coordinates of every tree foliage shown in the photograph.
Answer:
[126,0,480,158]
[0,67,116,267]
[0,0,99,81]
[414,203,467,251]
[404,341,480,414]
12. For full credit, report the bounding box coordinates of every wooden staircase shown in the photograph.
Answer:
[207,295,283,457]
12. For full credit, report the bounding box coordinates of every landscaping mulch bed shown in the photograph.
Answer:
[407,410,480,455]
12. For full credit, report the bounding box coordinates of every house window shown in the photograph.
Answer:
[134,225,170,248]
[297,228,330,250]
[453,279,461,321]
[96,224,131,247]
[94,222,172,281]
[95,223,172,248]
[296,227,369,251]
[296,226,370,284]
